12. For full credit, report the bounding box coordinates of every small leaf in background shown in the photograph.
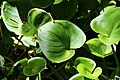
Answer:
[23,57,46,76]
[90,7,120,45]
[0,55,5,67]
[69,74,84,80]
[74,57,102,79]
[21,36,36,47]
[85,38,113,58]
[1,1,22,35]
[30,0,54,8]
[54,0,63,4]
[38,20,86,63]
[19,8,53,37]
[51,0,77,19]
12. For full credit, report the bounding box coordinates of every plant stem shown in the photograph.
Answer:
[48,62,65,80]
[111,45,119,67]
[38,72,41,80]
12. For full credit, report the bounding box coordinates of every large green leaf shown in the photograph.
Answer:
[1,1,22,35]
[51,0,78,19]
[38,20,86,63]
[74,57,102,79]
[0,55,5,67]
[91,7,120,44]
[30,0,54,8]
[19,8,53,37]
[23,57,46,76]
[86,38,113,58]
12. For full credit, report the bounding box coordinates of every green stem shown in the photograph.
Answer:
[48,62,65,80]
[111,45,119,67]
[38,72,41,80]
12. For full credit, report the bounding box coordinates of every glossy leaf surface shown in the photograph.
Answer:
[38,20,86,63]
[86,38,113,58]
[1,1,22,35]
[91,7,120,44]
[74,57,102,79]
[0,55,5,67]
[51,0,77,19]
[23,57,46,76]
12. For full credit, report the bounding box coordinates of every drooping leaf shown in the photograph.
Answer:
[1,1,22,35]
[30,0,54,8]
[69,74,84,80]
[38,20,86,63]
[51,0,77,19]
[23,57,46,76]
[19,8,53,37]
[74,57,102,79]
[91,7,120,44]
[0,55,5,67]
[54,0,63,4]
[85,38,113,58]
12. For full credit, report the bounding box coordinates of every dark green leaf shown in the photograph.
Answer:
[23,57,46,76]
[38,20,86,63]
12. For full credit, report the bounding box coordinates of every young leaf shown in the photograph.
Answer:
[23,57,46,76]
[91,7,120,45]
[74,57,102,79]
[69,74,84,80]
[85,38,113,58]
[0,55,5,67]
[1,1,22,35]
[30,0,54,8]
[38,20,86,63]
[51,0,77,19]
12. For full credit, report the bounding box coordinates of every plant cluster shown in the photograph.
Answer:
[0,0,120,80]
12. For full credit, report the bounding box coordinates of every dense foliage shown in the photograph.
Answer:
[0,0,120,80]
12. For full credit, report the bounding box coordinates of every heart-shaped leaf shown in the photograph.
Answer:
[30,0,54,8]
[19,8,53,37]
[51,0,77,19]
[0,55,5,67]
[91,7,120,45]
[23,57,46,76]
[38,20,86,63]
[74,57,102,79]
[1,1,22,35]
[85,38,113,58]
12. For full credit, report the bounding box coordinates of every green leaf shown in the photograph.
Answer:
[30,0,54,8]
[21,36,36,47]
[0,55,5,67]
[38,20,86,63]
[86,38,113,58]
[1,1,22,35]
[69,74,84,80]
[51,0,77,19]
[54,0,63,4]
[19,8,53,37]
[74,57,102,79]
[23,57,46,76]
[91,7,120,45]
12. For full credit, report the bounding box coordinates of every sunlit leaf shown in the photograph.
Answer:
[69,74,84,80]
[74,57,102,79]
[86,38,113,58]
[0,55,5,67]
[30,0,54,8]
[51,0,77,19]
[23,57,46,76]
[54,0,63,4]
[1,1,22,35]
[91,7,120,44]
[38,20,86,63]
